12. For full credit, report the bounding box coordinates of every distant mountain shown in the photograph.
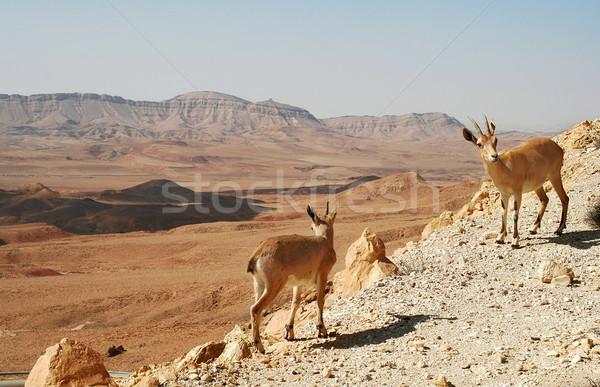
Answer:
[0,92,323,142]
[321,113,465,141]
[0,91,468,144]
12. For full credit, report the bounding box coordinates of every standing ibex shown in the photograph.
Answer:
[463,115,569,247]
[247,202,338,353]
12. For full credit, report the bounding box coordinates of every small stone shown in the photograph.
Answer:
[416,360,426,368]
[551,275,572,287]
[494,354,507,364]
[433,376,450,386]
[516,282,524,288]
[546,351,559,357]
[484,231,498,240]
[287,374,300,383]
[581,338,594,350]
[201,374,213,382]
[227,377,239,385]
[188,373,199,381]
[322,368,332,378]
[424,373,432,380]
[460,360,471,369]
[571,354,582,364]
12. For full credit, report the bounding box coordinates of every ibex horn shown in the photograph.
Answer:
[468,116,484,137]
[324,201,329,215]
[483,114,491,135]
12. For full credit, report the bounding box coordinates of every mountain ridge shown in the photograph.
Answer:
[0,91,464,144]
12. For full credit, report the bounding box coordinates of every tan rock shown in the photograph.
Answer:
[421,211,455,239]
[175,341,226,371]
[25,338,117,387]
[538,259,574,283]
[339,227,397,298]
[216,325,252,364]
[133,376,159,387]
[551,274,572,287]
[433,376,450,387]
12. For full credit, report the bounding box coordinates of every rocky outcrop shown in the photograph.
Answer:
[25,338,116,387]
[322,112,464,141]
[538,259,575,285]
[335,227,398,298]
[421,210,455,239]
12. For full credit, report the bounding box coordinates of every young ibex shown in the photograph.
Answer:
[247,202,338,353]
[463,115,569,247]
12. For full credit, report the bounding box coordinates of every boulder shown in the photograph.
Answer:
[538,259,575,284]
[216,325,252,364]
[421,211,455,239]
[132,376,159,387]
[174,341,226,371]
[339,227,397,298]
[25,338,116,387]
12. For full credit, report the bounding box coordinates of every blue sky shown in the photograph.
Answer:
[1,1,598,129]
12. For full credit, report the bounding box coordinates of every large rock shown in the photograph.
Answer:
[174,341,226,372]
[421,211,455,239]
[25,338,116,387]
[339,227,397,298]
[216,326,252,364]
[538,259,575,284]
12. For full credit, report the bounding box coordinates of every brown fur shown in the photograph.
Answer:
[247,203,338,353]
[464,115,569,247]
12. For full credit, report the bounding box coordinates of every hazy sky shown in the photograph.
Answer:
[1,1,598,129]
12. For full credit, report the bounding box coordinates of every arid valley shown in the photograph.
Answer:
[1,92,590,385]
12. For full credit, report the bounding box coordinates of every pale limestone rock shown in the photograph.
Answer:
[174,341,226,372]
[421,211,455,239]
[538,259,575,283]
[132,376,159,387]
[25,338,116,387]
[551,274,573,287]
[339,227,397,298]
[216,325,252,364]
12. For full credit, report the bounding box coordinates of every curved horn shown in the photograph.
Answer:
[468,116,483,137]
[483,114,491,135]
[324,201,329,215]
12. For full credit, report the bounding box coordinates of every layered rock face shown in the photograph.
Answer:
[322,112,464,141]
[0,92,322,141]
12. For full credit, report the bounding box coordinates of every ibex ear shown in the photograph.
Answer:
[463,128,477,144]
[307,205,317,222]
[489,118,496,136]
[329,201,340,222]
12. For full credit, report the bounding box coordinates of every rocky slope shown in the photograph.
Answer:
[322,113,464,141]
[118,120,600,386]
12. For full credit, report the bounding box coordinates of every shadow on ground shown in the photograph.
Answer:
[308,314,456,350]
[542,229,600,250]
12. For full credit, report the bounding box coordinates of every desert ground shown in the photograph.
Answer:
[0,135,487,373]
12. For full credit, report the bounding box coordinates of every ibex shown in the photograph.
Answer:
[463,115,569,247]
[247,202,338,353]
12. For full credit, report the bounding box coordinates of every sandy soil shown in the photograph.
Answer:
[0,176,479,373]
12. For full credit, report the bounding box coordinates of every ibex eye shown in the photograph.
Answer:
[477,143,483,148]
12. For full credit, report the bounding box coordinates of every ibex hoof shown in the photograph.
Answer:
[316,324,327,338]
[253,340,265,354]
[511,243,520,249]
[529,230,537,235]
[284,324,294,341]
[495,239,505,245]
[554,230,563,236]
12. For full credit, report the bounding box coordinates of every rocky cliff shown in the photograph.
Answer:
[0,92,470,144]
[322,112,464,141]
[0,92,323,142]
